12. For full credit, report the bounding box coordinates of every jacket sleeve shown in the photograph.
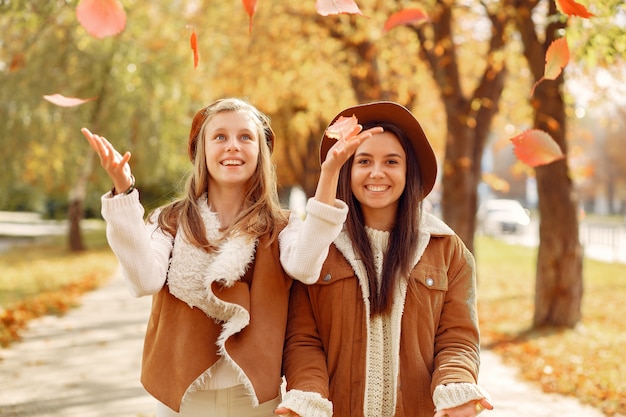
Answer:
[279,198,347,284]
[431,235,489,406]
[101,190,173,297]
[279,281,333,417]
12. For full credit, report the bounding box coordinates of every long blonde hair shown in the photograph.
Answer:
[155,98,286,252]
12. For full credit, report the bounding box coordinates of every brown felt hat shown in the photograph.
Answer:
[320,101,438,199]
[187,105,275,161]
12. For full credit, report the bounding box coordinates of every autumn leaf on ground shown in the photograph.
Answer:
[531,38,570,96]
[510,129,565,167]
[43,94,97,107]
[326,115,359,140]
[316,0,364,17]
[555,0,595,18]
[242,0,257,33]
[383,8,429,33]
[187,26,199,68]
[76,0,126,39]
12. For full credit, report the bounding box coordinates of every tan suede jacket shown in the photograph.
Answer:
[141,234,292,412]
[282,231,481,417]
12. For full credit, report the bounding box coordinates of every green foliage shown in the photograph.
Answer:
[567,0,626,68]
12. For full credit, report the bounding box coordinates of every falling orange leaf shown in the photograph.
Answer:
[510,129,565,167]
[555,0,595,18]
[316,0,364,17]
[531,38,570,95]
[382,8,429,33]
[76,0,126,39]
[242,0,257,33]
[9,53,26,72]
[188,26,199,69]
[326,115,359,140]
[43,94,97,107]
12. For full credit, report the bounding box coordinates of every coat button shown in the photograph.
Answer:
[426,277,434,286]
[323,273,331,282]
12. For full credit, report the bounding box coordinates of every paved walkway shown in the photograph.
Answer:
[0,272,610,417]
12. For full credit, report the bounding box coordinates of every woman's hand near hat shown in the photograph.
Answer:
[81,128,134,195]
[314,125,383,206]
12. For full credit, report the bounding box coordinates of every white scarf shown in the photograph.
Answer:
[166,196,258,324]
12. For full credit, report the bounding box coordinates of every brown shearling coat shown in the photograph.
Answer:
[282,231,480,417]
[141,235,292,412]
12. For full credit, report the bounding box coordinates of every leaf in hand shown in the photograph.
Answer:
[531,38,570,96]
[316,0,364,17]
[76,0,126,39]
[326,115,359,140]
[43,94,97,107]
[510,129,565,167]
[383,8,429,33]
[242,0,257,33]
[555,0,595,18]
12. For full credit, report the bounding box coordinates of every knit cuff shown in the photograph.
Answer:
[278,389,332,417]
[433,382,491,413]
[306,198,348,225]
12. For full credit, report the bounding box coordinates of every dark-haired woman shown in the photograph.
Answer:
[276,102,493,417]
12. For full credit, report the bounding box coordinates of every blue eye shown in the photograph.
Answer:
[215,134,226,141]
[241,134,252,141]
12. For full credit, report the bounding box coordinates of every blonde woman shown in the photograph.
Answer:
[83,98,291,417]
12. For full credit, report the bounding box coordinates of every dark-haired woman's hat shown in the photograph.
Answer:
[320,101,438,199]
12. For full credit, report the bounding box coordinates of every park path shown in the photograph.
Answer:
[0,270,612,417]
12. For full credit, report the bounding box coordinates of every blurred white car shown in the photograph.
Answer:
[477,199,531,235]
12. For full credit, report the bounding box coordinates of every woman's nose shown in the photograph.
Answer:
[369,163,385,178]
[225,138,240,151]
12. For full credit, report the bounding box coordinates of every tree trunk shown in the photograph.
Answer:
[67,197,85,252]
[414,1,509,253]
[514,0,583,328]
[67,152,94,252]
[532,83,583,327]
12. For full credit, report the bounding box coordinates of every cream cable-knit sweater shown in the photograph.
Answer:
[365,227,395,417]
[279,198,490,416]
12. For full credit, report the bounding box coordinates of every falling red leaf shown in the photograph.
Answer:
[326,115,359,140]
[188,26,199,69]
[43,94,97,107]
[316,0,364,17]
[9,53,26,72]
[555,0,595,18]
[531,38,570,95]
[76,0,126,39]
[382,8,429,33]
[510,129,565,167]
[242,0,257,33]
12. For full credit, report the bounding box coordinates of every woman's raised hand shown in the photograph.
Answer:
[321,125,383,173]
[81,128,134,194]
[314,125,384,206]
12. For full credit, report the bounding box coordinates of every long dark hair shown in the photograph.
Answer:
[337,122,424,316]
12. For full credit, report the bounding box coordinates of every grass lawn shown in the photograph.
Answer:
[475,236,626,416]
[0,225,118,346]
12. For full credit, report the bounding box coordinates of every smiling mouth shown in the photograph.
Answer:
[366,185,389,192]
[221,160,243,166]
